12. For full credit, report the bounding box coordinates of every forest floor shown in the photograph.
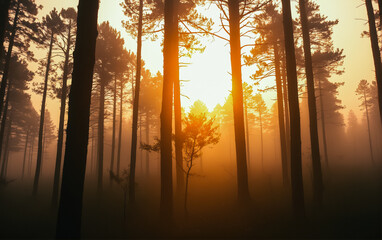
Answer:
[0,162,380,239]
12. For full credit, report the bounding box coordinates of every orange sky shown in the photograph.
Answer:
[34,0,375,128]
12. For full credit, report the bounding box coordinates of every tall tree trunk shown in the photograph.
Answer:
[90,128,94,174]
[22,130,29,179]
[259,110,264,169]
[110,75,117,176]
[42,125,46,170]
[0,117,11,179]
[364,90,375,164]
[145,112,150,175]
[52,20,72,207]
[0,106,10,179]
[228,0,250,202]
[366,0,382,123]
[139,113,142,171]
[282,58,291,166]
[0,1,19,123]
[318,78,329,168]
[33,31,54,196]
[173,0,184,193]
[129,0,143,204]
[97,81,105,191]
[160,0,176,220]
[274,43,288,186]
[299,0,324,206]
[56,0,99,237]
[0,79,11,170]
[0,0,11,60]
[130,70,135,103]
[117,80,123,177]
[244,99,251,170]
[281,0,305,218]
[28,136,35,176]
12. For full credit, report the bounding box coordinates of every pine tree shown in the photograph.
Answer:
[281,0,305,218]
[94,21,125,191]
[56,0,99,237]
[365,0,382,123]
[33,8,64,195]
[51,7,77,207]
[356,80,375,164]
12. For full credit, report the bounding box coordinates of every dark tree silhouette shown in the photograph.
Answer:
[129,0,143,204]
[160,0,176,220]
[243,4,289,184]
[123,0,211,193]
[0,56,34,180]
[242,83,254,170]
[298,0,323,206]
[212,0,269,202]
[227,0,250,203]
[281,0,305,218]
[365,0,382,123]
[56,0,99,238]
[115,50,133,177]
[33,8,64,195]
[94,21,125,191]
[0,0,40,128]
[303,1,344,168]
[51,7,77,207]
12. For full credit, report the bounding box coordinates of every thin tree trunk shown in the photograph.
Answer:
[0,0,19,119]
[318,78,329,168]
[0,84,11,172]
[28,136,35,176]
[281,0,305,218]
[0,0,11,60]
[131,70,135,103]
[139,113,142,172]
[274,43,288,186]
[42,125,46,170]
[110,75,117,176]
[97,81,105,191]
[228,0,250,203]
[299,0,324,206]
[282,58,291,168]
[366,0,382,123]
[52,20,72,207]
[117,80,123,177]
[145,112,150,175]
[33,31,54,196]
[22,130,29,179]
[129,0,143,204]
[184,140,195,217]
[90,127,94,174]
[259,110,264,169]
[244,99,251,170]
[56,0,99,237]
[364,90,375,164]
[0,112,11,179]
[160,0,175,220]
[174,0,184,193]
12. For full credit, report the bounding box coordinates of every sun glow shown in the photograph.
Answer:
[38,0,374,120]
